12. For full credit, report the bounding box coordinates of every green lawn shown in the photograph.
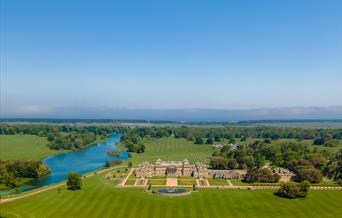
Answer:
[147,179,166,185]
[123,137,213,165]
[149,175,167,179]
[178,179,196,186]
[0,135,63,161]
[125,179,136,185]
[207,179,228,186]
[230,179,281,186]
[310,180,341,187]
[1,172,342,218]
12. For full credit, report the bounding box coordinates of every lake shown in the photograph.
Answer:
[0,134,129,195]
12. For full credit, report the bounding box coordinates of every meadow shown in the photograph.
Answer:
[0,135,63,161]
[123,137,214,165]
[122,137,342,166]
[1,170,341,218]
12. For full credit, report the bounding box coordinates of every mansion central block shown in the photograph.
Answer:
[135,159,246,179]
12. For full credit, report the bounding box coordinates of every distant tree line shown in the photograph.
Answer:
[0,124,128,150]
[3,125,338,151]
[115,126,342,145]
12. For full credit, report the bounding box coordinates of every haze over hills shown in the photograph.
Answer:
[1,106,341,122]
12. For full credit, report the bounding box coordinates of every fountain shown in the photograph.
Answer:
[155,187,190,196]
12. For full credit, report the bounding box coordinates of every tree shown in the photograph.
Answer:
[209,157,227,169]
[242,156,255,169]
[186,133,195,141]
[244,169,259,183]
[296,168,322,183]
[125,142,137,152]
[263,139,272,144]
[254,154,266,169]
[258,168,280,183]
[325,139,338,147]
[195,137,204,144]
[128,161,133,168]
[298,180,310,197]
[3,173,17,188]
[214,135,221,142]
[136,143,145,153]
[205,138,214,144]
[228,138,235,144]
[325,149,342,180]
[313,137,325,145]
[67,172,81,190]
[227,158,238,169]
[244,168,279,183]
[47,133,55,141]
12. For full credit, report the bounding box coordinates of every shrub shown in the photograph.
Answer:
[275,181,310,199]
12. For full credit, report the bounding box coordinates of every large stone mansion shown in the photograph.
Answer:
[135,159,246,179]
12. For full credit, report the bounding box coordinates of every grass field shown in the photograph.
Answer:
[124,137,214,165]
[125,179,136,185]
[207,179,228,186]
[0,135,63,161]
[1,172,342,218]
[178,179,196,186]
[147,179,166,185]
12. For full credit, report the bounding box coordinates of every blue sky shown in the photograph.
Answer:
[1,0,341,115]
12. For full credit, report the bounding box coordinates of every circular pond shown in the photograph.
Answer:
[155,188,190,196]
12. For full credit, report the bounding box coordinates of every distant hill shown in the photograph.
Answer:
[1,106,341,122]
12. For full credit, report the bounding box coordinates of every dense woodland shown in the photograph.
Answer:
[0,160,50,188]
[120,126,341,144]
[209,140,332,183]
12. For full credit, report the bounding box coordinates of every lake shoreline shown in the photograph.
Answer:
[0,134,128,195]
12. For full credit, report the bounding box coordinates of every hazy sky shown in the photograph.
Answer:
[1,0,341,114]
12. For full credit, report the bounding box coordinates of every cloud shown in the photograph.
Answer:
[15,105,54,114]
